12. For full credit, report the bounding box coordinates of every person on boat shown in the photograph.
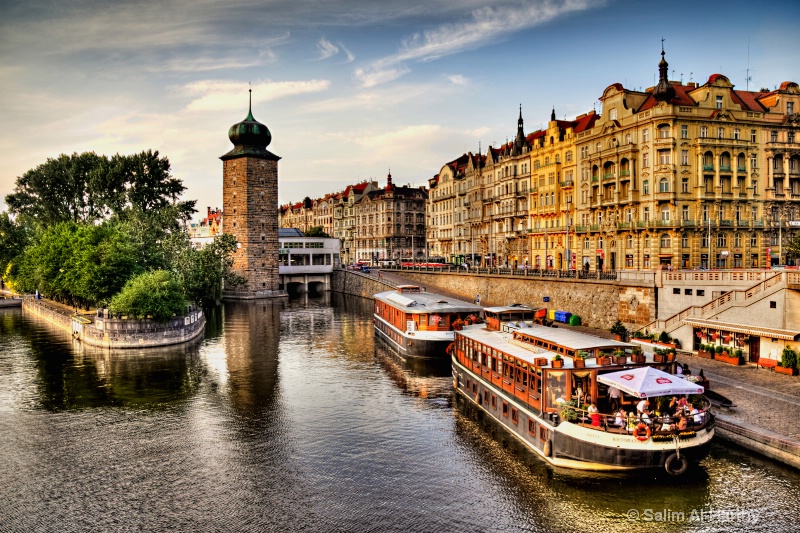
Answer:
[614,408,626,428]
[677,414,688,431]
[690,406,703,425]
[626,412,637,432]
[682,364,691,376]
[668,397,679,416]
[678,396,689,411]
[608,385,621,412]
[636,398,650,416]
[587,402,601,426]
[676,364,684,376]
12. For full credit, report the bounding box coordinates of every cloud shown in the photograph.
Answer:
[339,43,355,63]
[183,79,332,112]
[316,38,340,60]
[354,66,410,88]
[355,0,597,86]
[447,74,469,86]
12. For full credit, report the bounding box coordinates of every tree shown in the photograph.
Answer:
[785,233,800,265]
[304,226,330,238]
[5,151,196,228]
[108,270,187,322]
[167,233,245,306]
[0,212,31,279]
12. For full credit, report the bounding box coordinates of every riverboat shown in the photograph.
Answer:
[451,312,714,475]
[373,285,483,358]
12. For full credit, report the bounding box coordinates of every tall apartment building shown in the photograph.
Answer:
[427,50,800,270]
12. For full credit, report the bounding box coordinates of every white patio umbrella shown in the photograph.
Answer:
[597,366,704,398]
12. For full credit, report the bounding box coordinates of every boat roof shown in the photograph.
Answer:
[508,323,631,351]
[374,289,482,314]
[457,323,637,369]
[484,305,534,313]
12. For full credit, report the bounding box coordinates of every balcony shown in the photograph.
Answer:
[603,172,616,181]
[735,219,750,227]
[590,224,600,231]
[681,220,696,227]
[575,225,588,233]
[719,165,732,172]
[737,166,746,172]
[703,164,714,171]
[591,176,600,183]
[654,191,675,202]
[618,222,631,229]
[560,180,574,187]
[719,219,733,227]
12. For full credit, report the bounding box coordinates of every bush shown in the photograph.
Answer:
[715,345,723,354]
[781,346,798,370]
[108,270,187,322]
[659,331,670,343]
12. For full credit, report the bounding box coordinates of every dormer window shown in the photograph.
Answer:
[788,102,794,115]
[609,108,618,120]
[716,95,723,109]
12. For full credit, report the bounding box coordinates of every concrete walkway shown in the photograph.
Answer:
[380,268,800,469]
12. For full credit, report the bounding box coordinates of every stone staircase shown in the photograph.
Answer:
[639,271,794,335]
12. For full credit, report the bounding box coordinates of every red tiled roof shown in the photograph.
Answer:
[572,111,598,133]
[637,82,696,111]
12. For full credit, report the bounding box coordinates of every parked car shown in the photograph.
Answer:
[360,265,371,273]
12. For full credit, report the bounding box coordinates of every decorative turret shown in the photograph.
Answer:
[386,171,394,192]
[513,105,526,155]
[223,89,277,160]
[551,107,556,122]
[654,45,676,102]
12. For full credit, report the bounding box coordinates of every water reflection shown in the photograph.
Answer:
[3,297,800,531]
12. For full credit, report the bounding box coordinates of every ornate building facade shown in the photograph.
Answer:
[426,51,800,270]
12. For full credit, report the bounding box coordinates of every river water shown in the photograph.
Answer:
[1,293,799,532]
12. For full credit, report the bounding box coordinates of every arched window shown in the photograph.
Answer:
[661,206,670,221]
[644,234,651,247]
[627,235,634,248]
[583,237,590,249]
[660,233,671,248]
[598,237,604,249]
[659,178,669,192]
[555,154,561,163]
[565,151,573,162]
[658,124,670,138]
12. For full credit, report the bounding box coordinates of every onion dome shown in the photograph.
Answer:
[221,89,279,161]
[654,48,676,102]
[386,171,394,191]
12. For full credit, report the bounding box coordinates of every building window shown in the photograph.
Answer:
[661,233,671,247]
[643,128,650,142]
[685,288,692,295]
[609,108,618,120]
[511,407,519,424]
[681,150,689,166]
[673,288,680,295]
[751,129,757,142]
[681,125,688,139]
[697,290,705,297]
[682,178,689,193]
[718,127,725,139]
[789,102,795,115]
[734,128,740,140]
[502,401,509,417]
[626,133,631,144]
[584,237,590,249]
[659,150,671,165]
[643,180,649,195]
[681,233,689,248]
[528,419,536,435]
[790,132,795,144]
[659,125,670,138]
[717,234,727,247]
[770,301,777,309]
[627,235,634,248]
[661,206,670,221]
[734,233,742,247]
[682,205,689,220]
[644,207,650,221]
[643,153,649,168]
[700,126,708,138]
[659,178,669,193]
[771,131,779,143]
[751,154,758,169]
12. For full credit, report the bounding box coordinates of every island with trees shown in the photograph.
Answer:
[0,150,242,347]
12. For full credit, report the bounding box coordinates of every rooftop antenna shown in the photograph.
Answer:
[680,73,683,84]
[690,72,693,82]
[745,40,753,91]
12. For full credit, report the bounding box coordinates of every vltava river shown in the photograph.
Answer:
[1,293,799,532]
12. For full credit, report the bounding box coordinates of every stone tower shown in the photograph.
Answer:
[221,91,287,299]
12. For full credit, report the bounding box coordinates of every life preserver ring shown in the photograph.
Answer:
[543,440,552,458]
[446,342,455,356]
[633,423,651,442]
[664,452,689,476]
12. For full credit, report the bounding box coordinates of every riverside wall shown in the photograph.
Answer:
[23,298,205,349]
[331,270,397,300]
[381,271,656,330]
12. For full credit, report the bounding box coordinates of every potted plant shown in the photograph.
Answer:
[715,345,723,358]
[574,350,589,368]
[666,347,676,362]
[633,330,644,339]
[659,331,671,344]
[610,320,628,341]
[734,348,744,365]
[613,349,627,365]
[653,348,667,364]
[631,346,646,364]
[535,357,549,367]
[452,318,464,331]
[776,346,799,376]
[560,400,578,422]
[597,352,611,366]
[551,354,564,369]
[697,343,713,359]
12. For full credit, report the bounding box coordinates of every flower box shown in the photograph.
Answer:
[597,356,611,366]
[632,354,646,364]
[573,358,585,368]
[551,358,564,369]
[613,355,627,365]
[534,357,549,367]
[716,354,741,366]
[697,350,714,359]
[654,354,667,363]
[775,366,798,376]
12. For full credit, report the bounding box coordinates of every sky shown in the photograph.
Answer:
[1,0,799,220]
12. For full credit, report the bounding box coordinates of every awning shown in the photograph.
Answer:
[597,367,704,398]
[683,318,800,341]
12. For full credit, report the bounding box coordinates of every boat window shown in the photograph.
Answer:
[565,349,574,357]
[546,371,567,411]
[491,357,498,372]
[522,371,529,387]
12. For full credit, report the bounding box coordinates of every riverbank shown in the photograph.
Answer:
[22,297,205,349]
[376,268,800,471]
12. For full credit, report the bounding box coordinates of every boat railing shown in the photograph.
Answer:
[560,400,713,436]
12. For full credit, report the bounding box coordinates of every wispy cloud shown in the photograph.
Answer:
[447,74,469,86]
[355,0,597,86]
[316,38,340,60]
[183,79,332,112]
[339,43,355,63]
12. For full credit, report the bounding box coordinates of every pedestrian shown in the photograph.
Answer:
[476,294,481,305]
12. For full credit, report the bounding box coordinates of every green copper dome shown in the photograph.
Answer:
[221,91,280,161]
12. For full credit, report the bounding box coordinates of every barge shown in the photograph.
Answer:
[373,285,483,358]
[451,311,714,475]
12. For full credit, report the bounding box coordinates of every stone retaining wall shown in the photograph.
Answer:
[331,270,396,300]
[23,299,205,349]
[385,271,656,330]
